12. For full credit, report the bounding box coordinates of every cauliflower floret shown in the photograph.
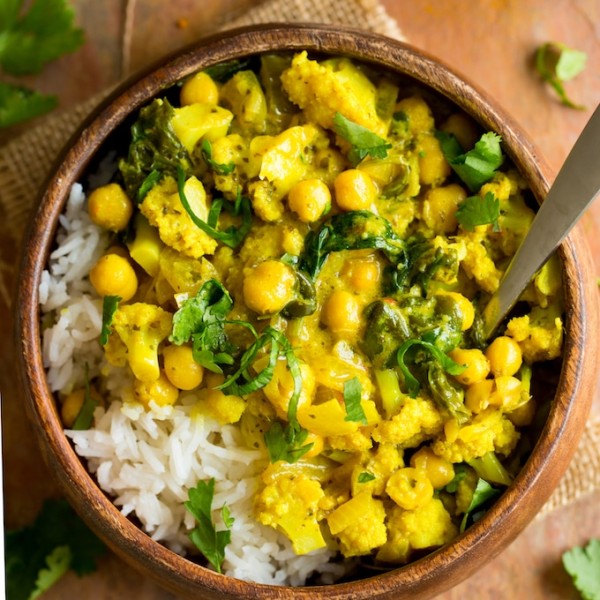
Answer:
[351,443,405,496]
[195,386,246,425]
[376,498,458,564]
[140,176,218,259]
[254,464,326,555]
[326,491,387,557]
[158,247,220,297]
[372,396,443,448]
[432,408,519,464]
[506,303,563,363]
[104,302,173,382]
[456,229,503,293]
[281,51,389,137]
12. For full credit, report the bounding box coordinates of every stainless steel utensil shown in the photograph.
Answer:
[482,104,600,339]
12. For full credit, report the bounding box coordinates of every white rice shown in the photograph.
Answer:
[39,183,348,585]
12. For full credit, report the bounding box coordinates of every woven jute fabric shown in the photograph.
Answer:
[1,0,598,519]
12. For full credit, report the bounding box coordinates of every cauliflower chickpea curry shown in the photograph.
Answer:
[66,52,564,570]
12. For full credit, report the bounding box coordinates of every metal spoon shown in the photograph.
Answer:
[482,104,600,340]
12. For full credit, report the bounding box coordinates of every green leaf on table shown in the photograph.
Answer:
[333,112,392,165]
[562,538,600,600]
[0,82,56,128]
[455,191,501,232]
[535,42,587,109]
[5,498,106,600]
[0,0,85,76]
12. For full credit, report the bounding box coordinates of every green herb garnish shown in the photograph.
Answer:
[72,364,98,431]
[177,165,252,248]
[358,471,376,484]
[201,139,235,175]
[263,421,313,464]
[343,377,367,425]
[333,112,392,165]
[0,82,57,128]
[185,479,234,574]
[535,42,587,109]
[436,131,504,192]
[455,191,501,232]
[6,498,106,600]
[99,295,121,346]
[562,538,600,600]
[459,478,502,533]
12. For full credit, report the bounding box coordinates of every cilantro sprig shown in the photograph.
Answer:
[535,42,587,110]
[333,112,392,165]
[562,538,600,600]
[0,0,84,128]
[6,498,106,600]
[455,191,501,232]
[436,131,504,192]
[185,479,234,573]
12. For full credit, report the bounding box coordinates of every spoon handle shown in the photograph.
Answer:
[482,103,600,340]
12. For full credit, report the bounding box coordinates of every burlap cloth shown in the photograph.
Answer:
[1,0,598,523]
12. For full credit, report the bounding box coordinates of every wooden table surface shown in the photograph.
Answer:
[3,1,600,598]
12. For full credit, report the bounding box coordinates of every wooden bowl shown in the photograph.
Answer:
[15,23,599,600]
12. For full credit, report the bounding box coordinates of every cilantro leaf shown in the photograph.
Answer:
[343,376,367,425]
[333,112,392,165]
[6,498,105,600]
[459,478,502,533]
[201,139,235,175]
[0,82,56,127]
[72,366,98,431]
[455,191,501,232]
[436,131,504,192]
[263,421,313,463]
[358,471,376,483]
[535,42,587,109]
[99,295,121,346]
[185,479,234,573]
[0,0,85,76]
[562,539,600,600]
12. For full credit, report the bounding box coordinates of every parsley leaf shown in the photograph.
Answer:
[0,0,84,76]
[99,295,121,346]
[343,377,367,425]
[0,82,57,127]
[562,539,600,600]
[184,479,234,573]
[333,112,392,165]
[6,498,106,600]
[358,471,376,483]
[535,42,587,109]
[436,131,504,192]
[201,139,235,175]
[455,191,501,232]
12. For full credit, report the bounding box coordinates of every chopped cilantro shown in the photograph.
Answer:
[459,478,502,533]
[6,498,106,600]
[562,538,600,600]
[436,131,504,192]
[343,377,367,425]
[358,471,376,484]
[263,421,313,463]
[0,82,57,128]
[333,112,392,165]
[185,479,234,574]
[99,295,121,346]
[535,42,587,109]
[455,191,501,232]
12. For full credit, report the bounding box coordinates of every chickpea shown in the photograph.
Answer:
[386,467,433,510]
[448,348,490,385]
[485,336,523,377]
[134,370,179,408]
[243,260,296,315]
[410,447,455,489]
[440,112,480,151]
[418,133,452,187]
[320,289,361,334]
[180,71,219,106]
[465,379,494,413]
[342,257,381,292]
[88,183,133,232]
[89,253,138,301]
[490,375,522,410]
[395,96,434,134]
[422,183,467,234]
[436,291,474,331]
[507,398,536,427]
[163,344,204,390]
[334,169,378,211]
[287,178,331,223]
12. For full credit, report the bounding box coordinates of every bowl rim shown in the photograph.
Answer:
[15,22,599,600]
